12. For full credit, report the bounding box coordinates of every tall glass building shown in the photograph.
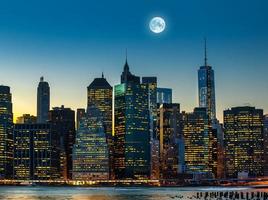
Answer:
[156,88,172,104]
[158,103,183,179]
[48,106,75,180]
[114,60,150,179]
[72,107,109,181]
[224,106,264,178]
[0,85,13,179]
[37,77,50,123]
[13,124,61,180]
[182,107,213,177]
[87,74,113,179]
[142,77,159,179]
[264,114,268,176]
[198,41,216,121]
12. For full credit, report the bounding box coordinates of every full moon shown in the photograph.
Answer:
[149,17,166,33]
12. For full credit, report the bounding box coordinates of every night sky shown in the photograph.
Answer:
[0,0,267,121]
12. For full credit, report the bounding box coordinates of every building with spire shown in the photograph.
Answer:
[37,77,50,123]
[114,56,150,179]
[87,73,113,179]
[198,39,216,121]
[121,56,140,84]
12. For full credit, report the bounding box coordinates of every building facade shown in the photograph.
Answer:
[48,105,75,180]
[13,123,60,180]
[114,60,150,179]
[72,107,109,180]
[37,77,50,123]
[182,107,213,177]
[224,106,264,178]
[142,77,159,179]
[264,114,268,176]
[87,74,113,179]
[0,85,13,179]
[158,103,183,179]
[157,88,172,104]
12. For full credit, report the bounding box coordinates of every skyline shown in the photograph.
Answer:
[0,0,268,122]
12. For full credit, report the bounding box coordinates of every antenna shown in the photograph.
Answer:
[204,37,208,66]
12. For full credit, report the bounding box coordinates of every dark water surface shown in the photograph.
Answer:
[0,186,266,200]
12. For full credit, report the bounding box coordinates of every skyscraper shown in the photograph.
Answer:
[264,114,268,176]
[0,85,13,179]
[157,88,172,104]
[13,123,61,180]
[142,77,159,179]
[48,105,75,180]
[224,106,264,178]
[198,40,216,121]
[72,107,109,181]
[114,59,150,179]
[37,77,50,123]
[158,103,183,179]
[182,107,213,177]
[87,74,113,178]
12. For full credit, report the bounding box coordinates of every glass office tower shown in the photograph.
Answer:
[224,106,264,178]
[13,124,60,180]
[114,59,150,179]
[198,41,216,121]
[72,107,109,181]
[182,107,213,177]
[0,85,13,179]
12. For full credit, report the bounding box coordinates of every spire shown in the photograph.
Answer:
[123,48,129,72]
[101,72,104,78]
[125,48,128,63]
[204,37,208,66]
[40,76,44,82]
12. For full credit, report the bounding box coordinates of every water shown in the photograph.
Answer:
[0,186,267,200]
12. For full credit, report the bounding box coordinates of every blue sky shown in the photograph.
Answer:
[0,0,267,121]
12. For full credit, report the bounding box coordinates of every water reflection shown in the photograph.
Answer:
[0,186,266,200]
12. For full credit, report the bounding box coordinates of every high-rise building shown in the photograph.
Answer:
[158,103,183,179]
[264,114,268,176]
[87,74,113,179]
[0,86,13,179]
[142,77,157,137]
[182,107,213,177]
[198,40,216,121]
[76,108,86,130]
[142,77,159,179]
[72,107,109,181]
[157,88,172,104]
[37,77,50,123]
[114,60,150,179]
[16,114,37,124]
[211,121,225,179]
[224,106,264,178]
[13,123,60,180]
[48,105,75,180]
